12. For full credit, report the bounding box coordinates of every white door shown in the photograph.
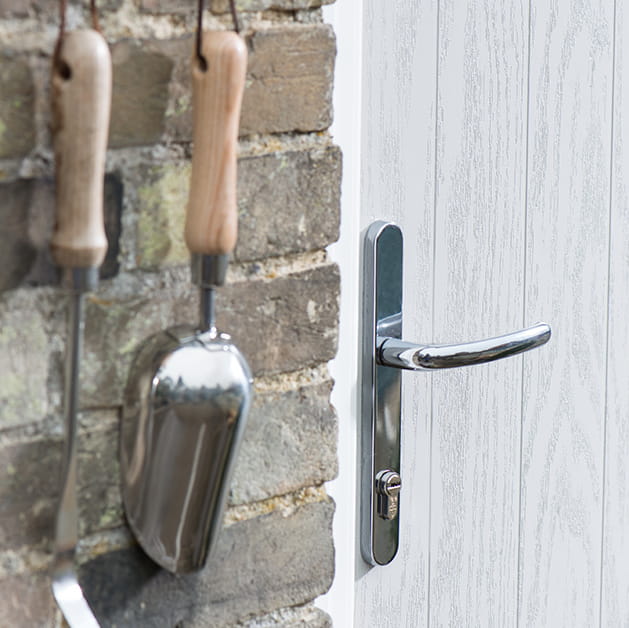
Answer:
[321,0,629,626]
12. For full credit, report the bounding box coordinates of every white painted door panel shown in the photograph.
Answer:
[602,2,629,623]
[325,0,629,626]
[354,2,437,626]
[519,2,614,625]
[429,1,528,624]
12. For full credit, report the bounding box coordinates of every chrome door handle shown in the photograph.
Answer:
[361,221,552,568]
[377,322,551,371]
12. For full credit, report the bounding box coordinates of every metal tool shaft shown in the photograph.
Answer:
[199,286,216,332]
[55,290,83,552]
[193,253,228,332]
[52,268,99,628]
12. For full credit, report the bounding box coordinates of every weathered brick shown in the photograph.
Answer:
[231,380,337,504]
[140,0,332,11]
[0,175,123,293]
[235,146,341,262]
[241,25,335,135]
[77,415,123,534]
[211,0,334,11]
[0,0,122,17]
[0,413,121,553]
[132,146,341,269]
[0,54,35,159]
[0,0,26,18]
[0,571,56,628]
[79,263,339,406]
[0,290,51,430]
[139,0,190,12]
[240,604,332,627]
[79,500,335,627]
[168,25,336,140]
[220,264,339,375]
[0,180,38,290]
[133,161,190,269]
[109,41,175,148]
[0,438,59,552]
[0,0,27,16]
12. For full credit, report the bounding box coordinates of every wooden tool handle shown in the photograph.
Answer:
[185,31,247,256]
[51,29,112,269]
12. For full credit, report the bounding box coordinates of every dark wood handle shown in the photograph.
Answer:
[51,29,112,269]
[185,31,248,256]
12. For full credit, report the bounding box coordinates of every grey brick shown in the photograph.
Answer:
[241,25,335,135]
[109,41,175,148]
[0,180,38,291]
[79,500,335,627]
[80,264,339,407]
[0,290,51,431]
[0,438,59,552]
[210,0,334,11]
[235,146,341,262]
[139,0,190,12]
[140,0,332,13]
[0,175,122,293]
[77,415,123,534]
[0,54,35,159]
[239,604,332,627]
[0,414,121,553]
[220,264,339,375]
[0,0,29,16]
[132,161,190,270]
[109,36,194,147]
[231,380,337,505]
[0,571,56,628]
[0,0,123,16]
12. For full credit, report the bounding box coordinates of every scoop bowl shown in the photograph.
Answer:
[121,326,252,573]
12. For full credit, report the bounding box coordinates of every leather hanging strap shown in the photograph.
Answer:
[196,0,241,67]
[53,0,101,74]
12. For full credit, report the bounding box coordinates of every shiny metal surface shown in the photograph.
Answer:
[191,253,230,287]
[51,562,99,628]
[52,268,100,627]
[121,325,252,573]
[194,254,230,331]
[361,221,403,566]
[375,470,401,521]
[376,312,402,338]
[378,323,551,370]
[361,221,552,567]
[199,286,217,332]
[63,266,99,292]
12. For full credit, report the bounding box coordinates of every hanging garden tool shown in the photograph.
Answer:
[121,2,252,574]
[50,1,111,626]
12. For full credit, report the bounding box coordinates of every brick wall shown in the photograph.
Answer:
[0,1,340,626]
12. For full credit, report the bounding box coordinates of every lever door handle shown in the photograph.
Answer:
[361,221,552,567]
[377,322,551,371]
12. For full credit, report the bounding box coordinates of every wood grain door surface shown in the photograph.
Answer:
[354,1,629,625]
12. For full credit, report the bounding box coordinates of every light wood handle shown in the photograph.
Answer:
[185,31,248,256]
[51,29,112,269]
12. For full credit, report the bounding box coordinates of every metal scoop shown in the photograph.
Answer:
[121,31,252,574]
[50,28,112,628]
